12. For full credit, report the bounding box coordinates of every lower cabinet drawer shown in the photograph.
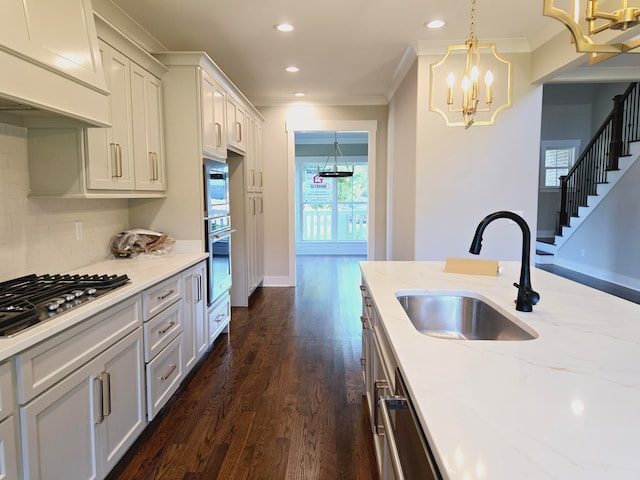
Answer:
[143,300,182,362]
[0,414,19,480]
[146,334,183,420]
[208,292,230,345]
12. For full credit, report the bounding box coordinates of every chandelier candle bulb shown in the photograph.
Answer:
[447,73,455,104]
[485,70,493,104]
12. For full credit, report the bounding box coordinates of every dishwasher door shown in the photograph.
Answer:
[379,370,441,480]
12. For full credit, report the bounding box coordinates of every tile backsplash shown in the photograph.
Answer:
[0,123,129,281]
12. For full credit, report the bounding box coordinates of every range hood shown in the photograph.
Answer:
[0,0,110,127]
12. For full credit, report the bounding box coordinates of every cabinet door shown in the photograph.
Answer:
[0,415,19,480]
[201,71,227,159]
[226,97,246,152]
[182,262,207,373]
[86,41,134,190]
[131,64,166,191]
[20,359,101,480]
[99,328,145,474]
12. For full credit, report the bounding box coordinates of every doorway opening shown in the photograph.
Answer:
[295,131,368,255]
[286,120,377,286]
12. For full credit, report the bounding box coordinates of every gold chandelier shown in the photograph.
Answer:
[429,0,512,128]
[543,0,640,64]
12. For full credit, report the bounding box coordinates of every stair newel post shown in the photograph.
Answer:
[608,94,625,171]
[559,175,569,234]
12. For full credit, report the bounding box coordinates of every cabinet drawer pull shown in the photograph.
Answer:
[215,313,225,323]
[196,274,202,302]
[95,376,104,424]
[110,143,117,178]
[157,289,175,301]
[360,357,366,366]
[157,321,176,335]
[236,121,242,142]
[116,144,123,178]
[374,379,389,435]
[102,370,112,417]
[160,364,177,381]
[215,122,222,147]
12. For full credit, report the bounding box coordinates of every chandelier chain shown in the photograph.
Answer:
[469,0,476,40]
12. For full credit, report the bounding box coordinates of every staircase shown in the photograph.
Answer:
[536,82,640,264]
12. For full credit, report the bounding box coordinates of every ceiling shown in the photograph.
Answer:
[110,0,639,106]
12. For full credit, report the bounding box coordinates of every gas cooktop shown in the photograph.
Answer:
[0,273,130,338]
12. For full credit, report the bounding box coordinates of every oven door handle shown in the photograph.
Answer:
[210,229,236,241]
[379,396,407,480]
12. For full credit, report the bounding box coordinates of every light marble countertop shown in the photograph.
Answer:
[0,253,208,361]
[360,261,640,480]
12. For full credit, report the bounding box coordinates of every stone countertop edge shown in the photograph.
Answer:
[0,253,208,362]
[360,260,640,480]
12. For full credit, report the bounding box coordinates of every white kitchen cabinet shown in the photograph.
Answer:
[26,25,167,198]
[360,282,398,479]
[131,63,166,191]
[182,261,208,373]
[201,70,227,160]
[227,95,246,153]
[0,361,19,480]
[86,40,135,191]
[20,327,145,480]
[86,40,166,192]
[208,291,231,346]
[142,274,184,420]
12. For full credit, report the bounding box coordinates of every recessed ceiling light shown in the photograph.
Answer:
[274,23,294,32]
[286,66,300,73]
[293,92,306,97]
[426,19,445,29]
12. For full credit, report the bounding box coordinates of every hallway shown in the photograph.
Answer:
[107,255,376,480]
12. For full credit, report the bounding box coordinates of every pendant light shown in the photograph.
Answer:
[317,132,354,178]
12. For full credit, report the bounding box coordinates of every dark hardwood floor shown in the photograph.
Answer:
[107,255,377,480]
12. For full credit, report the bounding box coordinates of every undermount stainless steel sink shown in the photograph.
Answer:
[396,293,538,341]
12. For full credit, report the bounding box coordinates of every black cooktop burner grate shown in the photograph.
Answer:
[0,273,129,338]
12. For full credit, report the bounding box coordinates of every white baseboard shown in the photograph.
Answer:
[553,257,640,291]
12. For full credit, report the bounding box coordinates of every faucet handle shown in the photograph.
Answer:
[513,282,540,306]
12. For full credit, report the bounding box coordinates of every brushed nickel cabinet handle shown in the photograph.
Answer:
[157,289,175,301]
[160,364,177,381]
[117,144,123,178]
[110,143,117,178]
[215,122,222,147]
[236,121,242,142]
[95,376,104,424]
[102,370,111,417]
[215,313,225,323]
[374,379,389,435]
[195,274,202,303]
[158,320,176,335]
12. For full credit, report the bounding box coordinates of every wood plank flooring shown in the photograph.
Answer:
[106,255,377,480]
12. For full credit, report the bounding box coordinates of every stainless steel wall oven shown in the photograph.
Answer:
[204,159,233,305]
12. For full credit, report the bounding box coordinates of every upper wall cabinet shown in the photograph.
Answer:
[226,95,246,153]
[27,19,168,198]
[85,40,166,192]
[0,0,110,126]
[201,70,227,160]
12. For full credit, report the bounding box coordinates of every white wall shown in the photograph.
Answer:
[257,104,388,285]
[555,153,640,290]
[0,123,129,281]
[386,60,417,260]
[396,53,544,262]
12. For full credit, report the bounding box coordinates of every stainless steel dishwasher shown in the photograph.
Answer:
[379,369,442,480]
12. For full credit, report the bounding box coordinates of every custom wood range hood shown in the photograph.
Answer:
[0,0,110,127]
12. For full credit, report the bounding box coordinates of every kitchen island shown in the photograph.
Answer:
[360,261,640,480]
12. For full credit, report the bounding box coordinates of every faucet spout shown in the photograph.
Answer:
[469,211,540,312]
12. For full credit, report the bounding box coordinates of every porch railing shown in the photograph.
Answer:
[558,82,640,234]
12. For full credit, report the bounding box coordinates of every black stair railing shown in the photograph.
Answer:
[557,82,640,235]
